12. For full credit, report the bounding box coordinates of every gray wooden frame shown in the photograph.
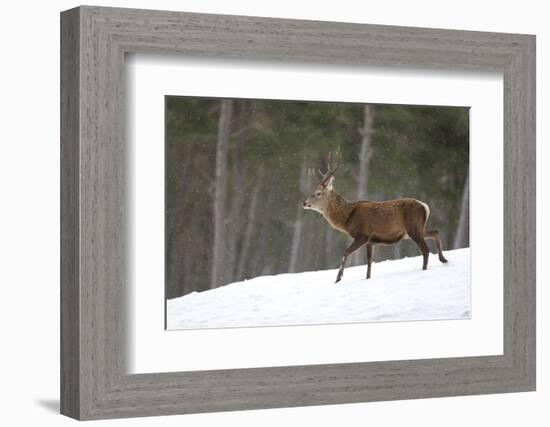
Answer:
[60,5,536,421]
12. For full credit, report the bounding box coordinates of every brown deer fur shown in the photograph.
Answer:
[303,170,448,282]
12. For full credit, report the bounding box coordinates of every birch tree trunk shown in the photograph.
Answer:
[288,161,308,273]
[210,99,233,289]
[351,104,375,266]
[453,170,470,249]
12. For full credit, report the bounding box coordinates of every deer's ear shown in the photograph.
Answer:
[326,175,334,190]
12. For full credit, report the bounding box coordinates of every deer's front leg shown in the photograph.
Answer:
[335,235,368,283]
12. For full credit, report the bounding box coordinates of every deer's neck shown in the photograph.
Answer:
[321,192,355,234]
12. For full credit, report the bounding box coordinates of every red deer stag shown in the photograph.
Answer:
[302,153,448,282]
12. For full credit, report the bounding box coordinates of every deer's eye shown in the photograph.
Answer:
[316,192,322,197]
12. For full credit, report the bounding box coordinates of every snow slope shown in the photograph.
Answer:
[167,248,470,330]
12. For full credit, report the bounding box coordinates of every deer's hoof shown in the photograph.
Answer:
[335,275,342,283]
[440,257,448,263]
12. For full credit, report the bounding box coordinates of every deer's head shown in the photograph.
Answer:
[303,152,339,213]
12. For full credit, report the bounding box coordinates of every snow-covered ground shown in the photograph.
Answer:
[167,248,470,330]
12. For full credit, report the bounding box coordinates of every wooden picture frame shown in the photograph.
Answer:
[60,5,536,420]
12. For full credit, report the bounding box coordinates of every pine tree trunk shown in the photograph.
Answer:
[356,104,375,201]
[251,197,273,277]
[236,170,263,280]
[210,99,233,289]
[288,216,304,273]
[351,104,375,266]
[453,171,470,249]
[288,162,308,273]
[165,143,190,298]
[225,146,246,284]
[324,226,336,267]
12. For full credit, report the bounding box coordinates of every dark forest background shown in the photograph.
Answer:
[165,97,470,299]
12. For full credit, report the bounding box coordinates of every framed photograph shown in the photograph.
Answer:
[61,5,535,420]
[163,97,470,331]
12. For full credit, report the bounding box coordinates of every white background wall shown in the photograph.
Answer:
[0,0,546,425]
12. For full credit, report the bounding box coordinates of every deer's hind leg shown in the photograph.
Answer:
[366,243,374,279]
[424,229,448,263]
[409,231,430,270]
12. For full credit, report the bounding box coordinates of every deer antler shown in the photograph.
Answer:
[318,149,340,186]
